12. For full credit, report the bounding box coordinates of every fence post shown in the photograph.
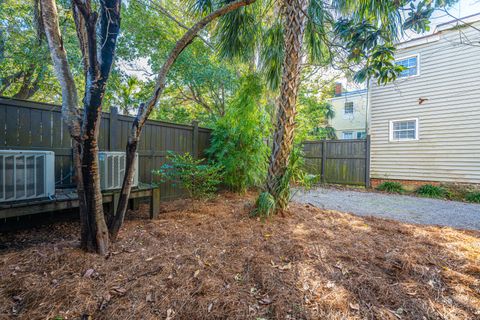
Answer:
[365,135,371,188]
[321,139,327,183]
[192,120,199,158]
[109,106,119,151]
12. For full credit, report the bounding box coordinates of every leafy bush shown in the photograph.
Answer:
[415,184,447,198]
[465,192,480,203]
[207,74,269,192]
[154,152,223,200]
[376,181,403,193]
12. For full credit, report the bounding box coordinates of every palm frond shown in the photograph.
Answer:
[188,0,214,14]
[305,0,332,65]
[260,21,283,90]
[214,5,259,61]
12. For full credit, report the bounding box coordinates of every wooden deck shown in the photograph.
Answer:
[0,186,161,220]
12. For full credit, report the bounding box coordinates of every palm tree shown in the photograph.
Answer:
[189,0,454,213]
[265,0,309,210]
[203,0,332,212]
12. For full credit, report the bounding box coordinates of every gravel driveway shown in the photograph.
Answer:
[293,187,480,230]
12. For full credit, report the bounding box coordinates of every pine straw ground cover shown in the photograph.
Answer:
[0,192,479,320]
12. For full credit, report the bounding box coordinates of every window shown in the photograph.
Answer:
[342,131,354,139]
[396,55,419,78]
[344,102,354,115]
[356,131,366,139]
[389,119,418,141]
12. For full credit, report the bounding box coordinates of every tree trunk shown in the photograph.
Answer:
[0,26,5,63]
[73,140,89,248]
[265,0,308,210]
[41,0,120,254]
[80,134,109,253]
[108,124,139,239]
[12,65,43,100]
[109,0,257,240]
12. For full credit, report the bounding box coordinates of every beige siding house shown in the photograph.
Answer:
[330,85,368,139]
[369,15,480,186]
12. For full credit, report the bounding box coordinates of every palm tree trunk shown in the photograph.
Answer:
[266,0,308,210]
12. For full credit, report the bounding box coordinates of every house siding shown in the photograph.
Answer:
[330,92,367,139]
[370,24,480,184]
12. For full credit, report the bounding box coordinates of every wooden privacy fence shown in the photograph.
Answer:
[303,137,370,186]
[0,97,212,200]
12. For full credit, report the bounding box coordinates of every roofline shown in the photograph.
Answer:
[435,12,480,30]
[396,12,480,49]
[331,89,367,100]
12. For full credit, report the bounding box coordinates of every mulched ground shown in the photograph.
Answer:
[0,192,479,320]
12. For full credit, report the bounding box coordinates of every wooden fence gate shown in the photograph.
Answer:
[302,137,370,186]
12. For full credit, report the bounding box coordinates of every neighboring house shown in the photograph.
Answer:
[329,84,367,140]
[369,14,480,187]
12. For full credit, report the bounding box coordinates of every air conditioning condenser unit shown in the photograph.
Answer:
[0,150,55,203]
[98,151,139,190]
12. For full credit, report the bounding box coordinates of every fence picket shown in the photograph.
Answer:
[303,138,369,186]
[0,97,211,200]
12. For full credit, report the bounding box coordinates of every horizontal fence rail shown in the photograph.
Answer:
[303,137,370,186]
[0,97,212,201]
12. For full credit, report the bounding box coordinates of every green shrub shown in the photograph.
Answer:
[376,181,403,193]
[154,152,223,200]
[465,192,480,203]
[207,74,269,192]
[250,192,276,220]
[289,147,320,190]
[415,184,447,198]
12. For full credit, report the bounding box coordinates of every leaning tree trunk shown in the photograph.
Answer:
[265,0,308,210]
[109,0,257,240]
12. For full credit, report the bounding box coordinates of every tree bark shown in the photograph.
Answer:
[0,26,4,63]
[265,0,308,210]
[109,0,257,239]
[12,65,43,100]
[42,0,120,254]
[41,0,82,138]
[0,71,24,95]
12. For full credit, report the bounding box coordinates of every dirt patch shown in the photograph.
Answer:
[1,192,479,319]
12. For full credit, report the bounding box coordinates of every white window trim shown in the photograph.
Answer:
[389,118,419,142]
[395,53,420,78]
[343,101,354,115]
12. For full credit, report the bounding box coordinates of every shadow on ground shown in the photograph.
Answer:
[0,192,479,319]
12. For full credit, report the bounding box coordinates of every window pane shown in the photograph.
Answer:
[392,120,417,140]
[344,102,353,114]
[396,56,418,78]
[342,132,353,139]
